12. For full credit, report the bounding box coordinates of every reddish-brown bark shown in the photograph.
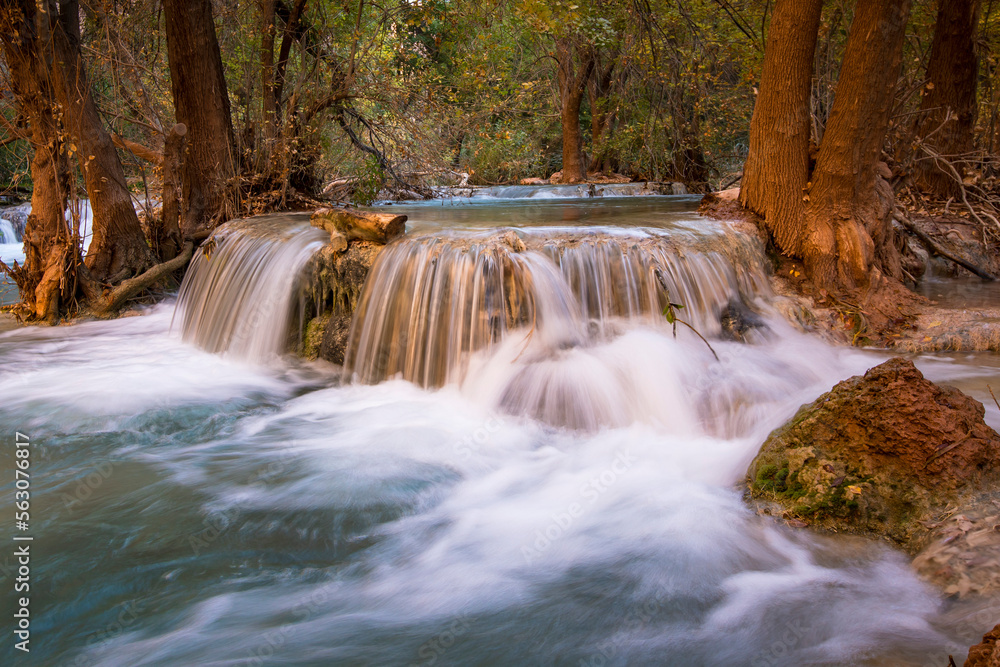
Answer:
[911,0,981,198]
[164,0,237,235]
[0,0,73,320]
[46,0,154,283]
[555,38,595,183]
[739,0,823,257]
[803,0,913,294]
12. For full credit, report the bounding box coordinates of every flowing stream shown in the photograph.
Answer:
[1,194,999,666]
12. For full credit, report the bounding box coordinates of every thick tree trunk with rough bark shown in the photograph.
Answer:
[260,0,278,166]
[911,0,981,198]
[164,0,237,236]
[738,0,824,258]
[159,124,188,261]
[587,55,616,174]
[47,0,154,283]
[555,38,594,184]
[0,0,74,321]
[802,0,912,294]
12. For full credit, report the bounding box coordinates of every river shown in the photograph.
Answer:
[1,189,997,666]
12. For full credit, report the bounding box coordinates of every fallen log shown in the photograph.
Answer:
[895,211,997,281]
[311,207,406,244]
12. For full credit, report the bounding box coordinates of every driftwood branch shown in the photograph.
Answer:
[719,172,743,190]
[895,211,997,281]
[110,133,163,166]
[93,241,194,315]
[311,207,406,244]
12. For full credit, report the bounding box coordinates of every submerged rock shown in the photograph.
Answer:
[966,624,1000,666]
[719,298,767,343]
[748,358,1000,596]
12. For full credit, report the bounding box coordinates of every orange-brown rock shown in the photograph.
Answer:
[966,624,1000,667]
[749,358,1000,549]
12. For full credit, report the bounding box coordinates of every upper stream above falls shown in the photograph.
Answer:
[3,191,999,666]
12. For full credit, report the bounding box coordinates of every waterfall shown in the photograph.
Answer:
[0,218,18,244]
[172,216,328,363]
[344,228,774,425]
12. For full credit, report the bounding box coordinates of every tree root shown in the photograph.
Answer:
[91,241,194,316]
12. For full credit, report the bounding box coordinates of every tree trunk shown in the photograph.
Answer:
[555,38,594,184]
[739,0,824,257]
[803,0,912,294]
[260,0,278,168]
[910,0,981,198]
[46,0,154,283]
[587,55,616,174]
[159,124,188,262]
[164,0,237,236]
[0,0,77,321]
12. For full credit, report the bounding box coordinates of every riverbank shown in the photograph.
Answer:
[700,188,1000,353]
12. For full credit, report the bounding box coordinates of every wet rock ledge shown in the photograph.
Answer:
[747,357,1000,599]
[966,624,1000,666]
[302,207,405,364]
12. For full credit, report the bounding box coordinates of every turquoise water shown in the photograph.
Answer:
[1,197,997,666]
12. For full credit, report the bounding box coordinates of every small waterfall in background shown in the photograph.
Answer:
[172,216,328,363]
[0,218,18,243]
[0,200,95,268]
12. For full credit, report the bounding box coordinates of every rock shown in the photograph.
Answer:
[966,624,1000,666]
[670,182,688,195]
[305,205,405,365]
[719,298,767,343]
[714,187,740,202]
[748,358,1000,554]
[497,230,526,253]
[311,207,406,244]
[520,177,549,185]
[307,241,382,366]
[301,313,330,360]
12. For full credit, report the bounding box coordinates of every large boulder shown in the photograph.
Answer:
[748,358,1000,596]
[966,624,1000,666]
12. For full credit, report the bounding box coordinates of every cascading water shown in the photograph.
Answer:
[0,217,17,243]
[344,227,783,432]
[9,197,998,666]
[172,215,328,363]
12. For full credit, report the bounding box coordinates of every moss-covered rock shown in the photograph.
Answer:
[304,212,391,366]
[748,358,1000,579]
[301,313,331,360]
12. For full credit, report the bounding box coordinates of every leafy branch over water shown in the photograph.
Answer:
[656,269,720,362]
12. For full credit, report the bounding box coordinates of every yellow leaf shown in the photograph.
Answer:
[928,321,942,327]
